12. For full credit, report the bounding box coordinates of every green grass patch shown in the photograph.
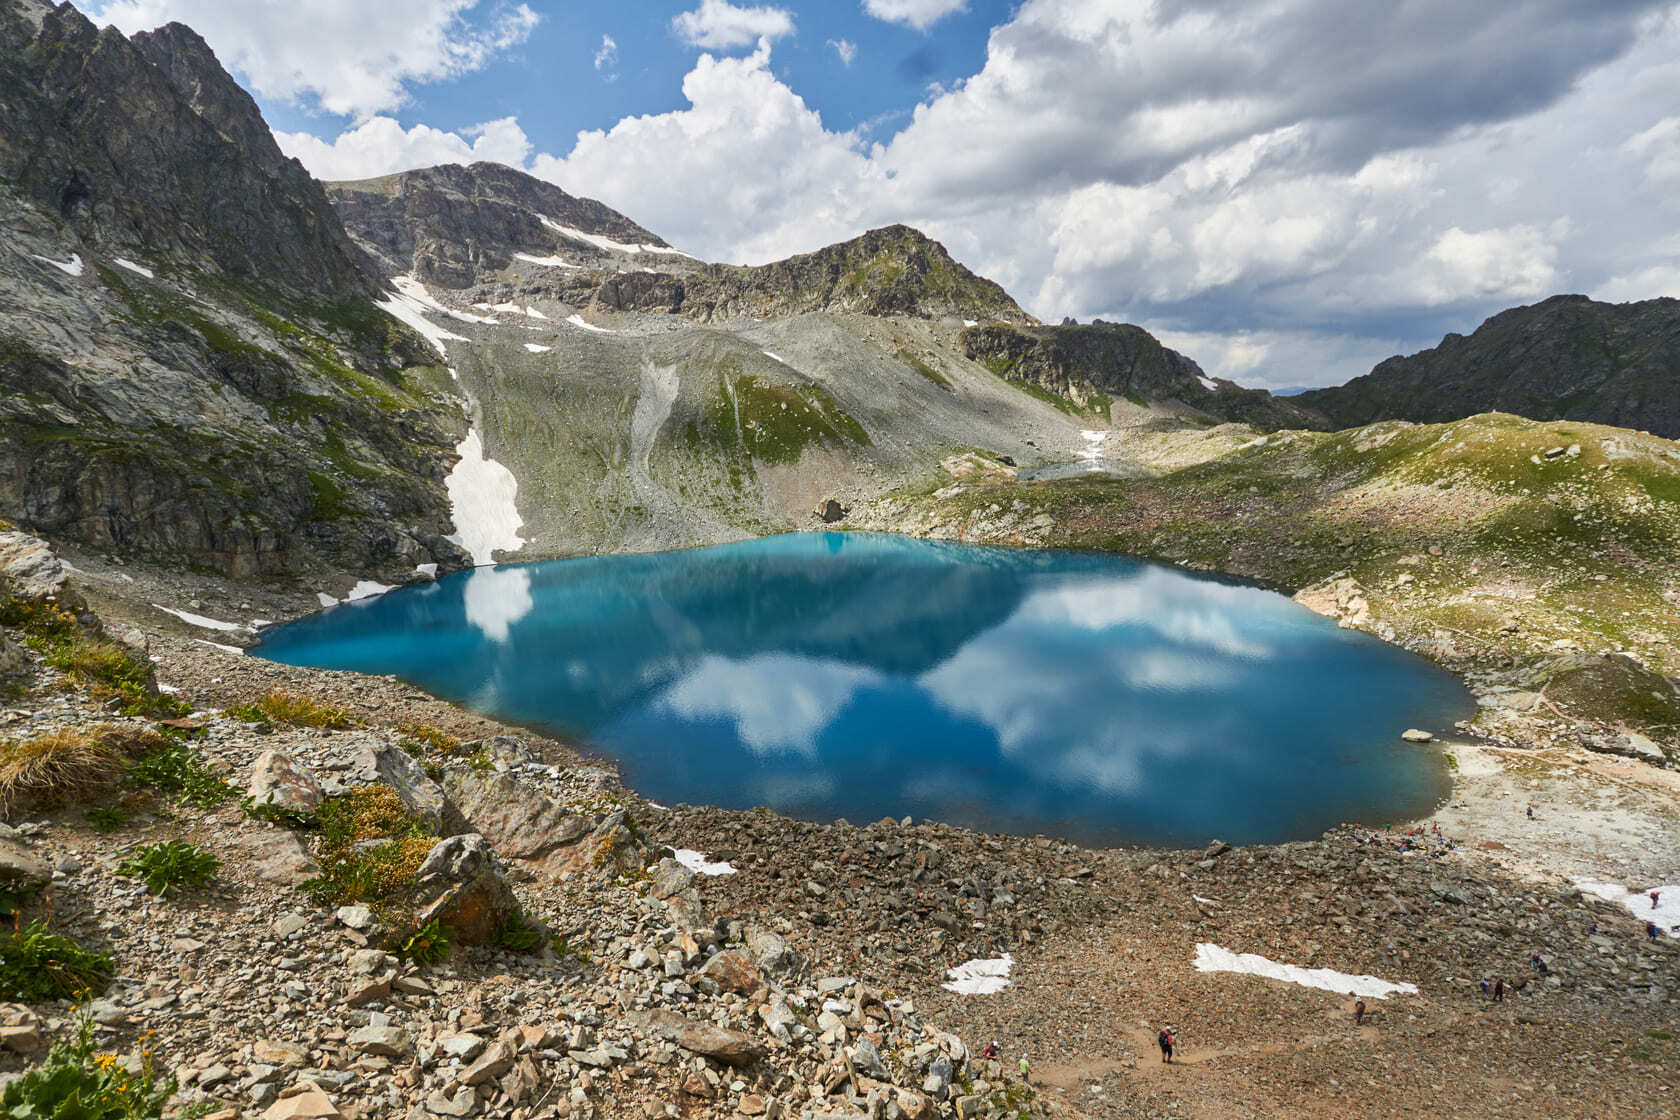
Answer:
[896,349,952,390]
[0,920,112,1001]
[302,785,437,911]
[0,595,187,718]
[228,689,355,730]
[125,743,236,809]
[118,841,219,898]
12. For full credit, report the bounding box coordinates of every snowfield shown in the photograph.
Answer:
[1194,943,1418,999]
[445,430,525,566]
[942,954,1013,995]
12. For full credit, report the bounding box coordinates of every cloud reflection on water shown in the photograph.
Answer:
[462,565,533,643]
[655,652,883,758]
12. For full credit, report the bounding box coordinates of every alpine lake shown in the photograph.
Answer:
[255,533,1473,848]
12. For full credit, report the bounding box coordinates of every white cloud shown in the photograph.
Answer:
[671,0,794,50]
[83,0,538,120]
[1414,225,1560,305]
[862,0,967,31]
[276,115,533,181]
[593,33,618,73]
[828,37,857,65]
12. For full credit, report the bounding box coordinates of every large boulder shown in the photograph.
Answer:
[351,741,448,831]
[539,810,658,880]
[413,834,520,948]
[248,751,324,816]
[0,531,85,614]
[628,1009,766,1067]
[0,837,50,892]
[440,766,590,862]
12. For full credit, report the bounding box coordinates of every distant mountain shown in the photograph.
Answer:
[1295,295,1680,439]
[0,0,465,582]
[958,321,1324,431]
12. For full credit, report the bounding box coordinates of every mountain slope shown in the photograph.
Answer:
[0,0,466,583]
[959,320,1324,430]
[1296,295,1680,438]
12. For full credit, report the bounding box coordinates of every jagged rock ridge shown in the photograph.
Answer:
[959,320,1324,430]
[1295,295,1680,439]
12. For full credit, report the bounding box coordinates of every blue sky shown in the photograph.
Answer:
[78,1,1680,390]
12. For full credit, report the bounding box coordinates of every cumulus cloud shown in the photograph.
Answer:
[671,0,794,50]
[275,115,533,181]
[862,0,968,31]
[828,37,858,65]
[82,0,539,120]
[593,34,618,74]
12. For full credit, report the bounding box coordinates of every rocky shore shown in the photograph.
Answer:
[2,531,1677,1120]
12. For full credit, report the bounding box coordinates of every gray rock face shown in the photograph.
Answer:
[413,834,521,948]
[248,751,324,816]
[353,742,448,832]
[440,766,589,862]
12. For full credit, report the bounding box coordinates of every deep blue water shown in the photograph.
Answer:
[255,533,1472,847]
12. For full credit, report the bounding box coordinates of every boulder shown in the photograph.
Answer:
[351,741,448,831]
[347,1025,410,1058]
[649,856,696,900]
[698,950,764,998]
[0,531,85,614]
[539,811,658,880]
[0,633,25,678]
[1400,729,1434,743]
[440,766,589,863]
[746,928,806,979]
[239,830,322,887]
[261,1083,342,1120]
[249,751,324,816]
[414,834,521,948]
[628,1009,766,1067]
[0,836,50,891]
[815,499,846,524]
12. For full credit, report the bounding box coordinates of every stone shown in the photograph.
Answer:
[699,950,764,998]
[248,751,323,816]
[0,836,50,891]
[746,928,805,979]
[542,811,658,880]
[459,1040,514,1086]
[0,532,85,614]
[0,1004,41,1054]
[272,912,308,939]
[424,1087,479,1117]
[441,765,590,863]
[954,1095,983,1120]
[739,1093,766,1115]
[252,1039,309,1067]
[414,834,521,948]
[335,904,376,931]
[439,1033,486,1061]
[348,1024,411,1057]
[352,741,449,831]
[261,1083,341,1120]
[1400,728,1434,743]
[240,830,322,887]
[815,499,846,523]
[852,1037,890,1082]
[628,1009,767,1067]
[648,857,696,900]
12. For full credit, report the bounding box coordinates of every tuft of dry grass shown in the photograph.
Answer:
[0,724,160,812]
[229,689,355,730]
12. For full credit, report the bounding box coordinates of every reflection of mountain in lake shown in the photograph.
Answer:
[257,533,1473,846]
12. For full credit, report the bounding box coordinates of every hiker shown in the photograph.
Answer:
[1649,922,1661,942]
[1529,950,1543,971]
[1353,998,1367,1025]
[1493,978,1504,1001]
[1526,804,1533,820]
[984,1040,999,1060]
[1652,890,1661,910]
[1018,1055,1030,1085]
[1479,978,1490,997]
[1158,1027,1175,1063]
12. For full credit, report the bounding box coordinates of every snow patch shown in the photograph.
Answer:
[415,563,439,580]
[192,639,244,656]
[446,430,524,566]
[673,849,736,876]
[514,251,579,269]
[538,215,694,258]
[346,580,394,602]
[316,592,339,608]
[377,276,470,358]
[1198,376,1219,392]
[392,276,495,323]
[1193,943,1417,999]
[523,343,552,353]
[566,314,614,334]
[942,954,1013,995]
[157,683,180,694]
[113,257,154,279]
[1576,880,1680,930]
[33,252,83,277]
[762,351,788,365]
[153,604,244,632]
[963,319,978,327]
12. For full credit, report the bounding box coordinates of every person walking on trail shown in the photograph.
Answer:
[984,1040,999,1061]
[1018,1055,1030,1085]
[1652,889,1661,910]
[1493,978,1505,1002]
[1480,978,1491,997]
[1353,999,1367,1026]
[1526,805,1534,820]
[1650,921,1662,942]
[1158,1028,1175,1063]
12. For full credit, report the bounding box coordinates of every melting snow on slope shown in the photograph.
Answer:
[345,581,395,602]
[538,215,694,258]
[153,605,245,631]
[566,314,614,334]
[524,343,552,353]
[33,252,83,277]
[963,319,978,327]
[114,257,154,279]
[763,351,787,365]
[446,430,524,566]
[1194,943,1417,999]
[316,592,339,608]
[1577,880,1680,930]
[514,252,579,269]
[943,954,1013,995]
[1199,376,1219,391]
[1077,430,1107,463]
[377,277,470,358]
[674,849,737,876]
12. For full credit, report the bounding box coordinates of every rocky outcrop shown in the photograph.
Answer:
[1295,295,1680,439]
[0,1,469,582]
[959,320,1322,430]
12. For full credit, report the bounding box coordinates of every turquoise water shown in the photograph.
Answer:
[255,533,1472,847]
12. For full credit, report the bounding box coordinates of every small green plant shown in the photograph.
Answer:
[0,920,113,1000]
[228,689,354,729]
[398,917,450,965]
[117,841,220,898]
[85,806,129,833]
[0,593,188,718]
[124,744,234,808]
[240,795,316,829]
[492,913,545,954]
[395,721,462,754]
[0,883,36,922]
[0,1009,174,1119]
